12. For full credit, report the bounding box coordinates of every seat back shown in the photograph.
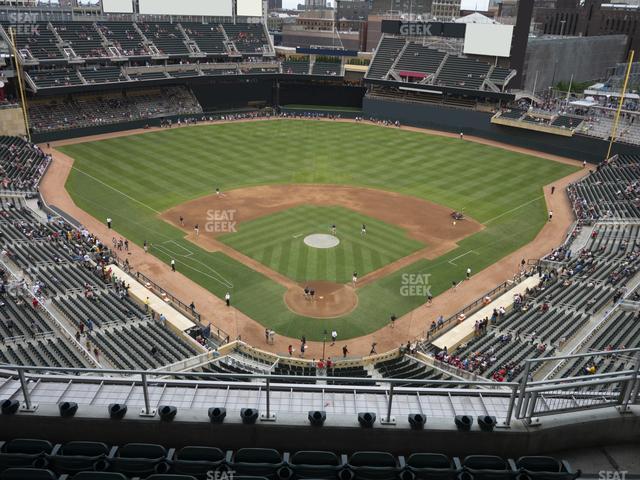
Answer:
[61,441,110,457]
[463,455,509,471]
[175,446,225,462]
[347,451,398,480]
[232,448,283,478]
[0,439,53,470]
[291,451,340,466]
[144,475,198,480]
[0,468,57,480]
[407,453,452,469]
[349,451,396,467]
[3,439,53,455]
[119,443,166,459]
[234,448,282,464]
[72,473,128,480]
[290,450,342,478]
[516,456,563,472]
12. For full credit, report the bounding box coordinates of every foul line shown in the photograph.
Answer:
[154,242,234,289]
[71,166,161,215]
[158,240,194,257]
[484,195,545,225]
[448,250,479,266]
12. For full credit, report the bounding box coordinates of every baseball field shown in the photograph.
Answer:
[59,119,578,341]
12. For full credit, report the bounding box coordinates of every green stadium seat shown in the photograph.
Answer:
[72,473,128,480]
[345,451,399,480]
[170,446,226,477]
[402,453,459,479]
[231,448,284,478]
[0,439,56,471]
[516,456,579,480]
[145,475,198,480]
[106,443,171,477]
[289,450,344,479]
[47,441,114,474]
[0,468,58,480]
[462,455,516,479]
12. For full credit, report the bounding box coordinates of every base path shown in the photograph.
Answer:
[161,183,482,290]
[40,117,588,357]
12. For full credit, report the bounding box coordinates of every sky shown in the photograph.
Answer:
[281,0,334,10]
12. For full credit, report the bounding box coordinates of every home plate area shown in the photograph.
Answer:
[284,280,358,318]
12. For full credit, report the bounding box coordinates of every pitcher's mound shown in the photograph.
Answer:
[285,280,358,318]
[304,234,340,249]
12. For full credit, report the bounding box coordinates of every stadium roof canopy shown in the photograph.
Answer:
[455,12,497,24]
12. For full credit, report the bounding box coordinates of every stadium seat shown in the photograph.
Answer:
[46,440,114,474]
[0,468,58,480]
[231,448,285,478]
[516,456,579,479]
[106,443,171,477]
[401,453,459,479]
[343,451,400,480]
[0,439,57,470]
[145,475,198,480]
[462,455,516,479]
[72,473,127,480]
[170,446,226,477]
[289,450,344,478]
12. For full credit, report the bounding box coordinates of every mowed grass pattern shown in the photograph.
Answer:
[60,120,578,341]
[219,205,425,283]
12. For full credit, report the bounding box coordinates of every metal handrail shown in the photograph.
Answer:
[132,270,231,344]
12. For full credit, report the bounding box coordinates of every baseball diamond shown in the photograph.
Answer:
[56,119,579,341]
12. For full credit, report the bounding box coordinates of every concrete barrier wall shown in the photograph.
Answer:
[1,404,638,458]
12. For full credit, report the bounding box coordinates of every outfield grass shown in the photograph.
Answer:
[60,120,578,341]
[219,205,425,283]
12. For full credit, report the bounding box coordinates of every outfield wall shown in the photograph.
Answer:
[362,97,640,163]
[28,79,640,162]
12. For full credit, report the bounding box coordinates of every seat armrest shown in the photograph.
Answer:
[282,452,290,464]
[108,446,118,458]
[453,457,463,470]
[225,450,233,464]
[562,460,574,473]
[340,454,349,467]
[166,448,175,461]
[507,458,518,472]
[398,455,406,468]
[50,444,62,456]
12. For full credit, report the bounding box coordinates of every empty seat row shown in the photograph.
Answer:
[0,439,580,480]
